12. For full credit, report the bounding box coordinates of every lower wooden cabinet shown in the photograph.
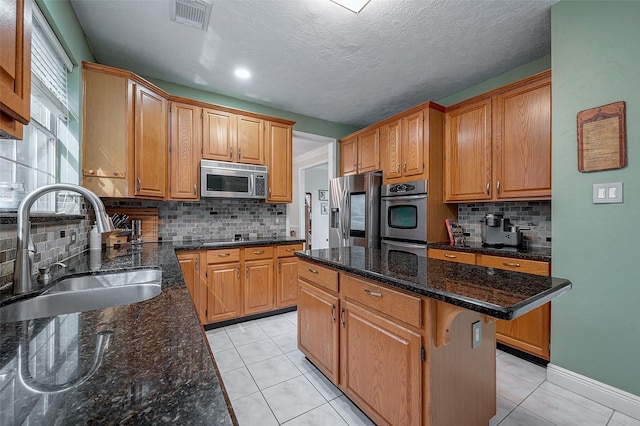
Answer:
[341,301,422,426]
[428,248,551,360]
[177,251,205,323]
[205,262,242,323]
[244,259,274,315]
[297,280,340,383]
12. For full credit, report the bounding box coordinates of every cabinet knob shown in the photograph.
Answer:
[87,170,95,175]
[137,177,141,191]
[112,171,118,176]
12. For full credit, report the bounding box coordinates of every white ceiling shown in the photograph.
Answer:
[70,0,556,128]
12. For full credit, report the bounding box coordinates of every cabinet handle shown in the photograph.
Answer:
[285,248,295,252]
[444,254,457,259]
[237,267,240,278]
[278,263,281,273]
[308,269,318,274]
[396,163,400,173]
[364,289,383,298]
[137,177,141,191]
[112,171,118,176]
[229,147,233,158]
[217,253,230,257]
[238,148,241,159]
[331,304,336,323]
[253,250,265,255]
[87,169,95,175]
[502,262,521,268]
[341,307,345,328]
[193,184,197,195]
[404,162,407,172]
[497,180,501,194]
[486,182,490,196]
[246,266,249,278]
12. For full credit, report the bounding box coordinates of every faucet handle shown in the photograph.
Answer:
[38,262,67,284]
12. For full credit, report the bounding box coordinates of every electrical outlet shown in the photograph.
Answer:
[70,230,76,244]
[472,321,481,349]
[593,182,623,204]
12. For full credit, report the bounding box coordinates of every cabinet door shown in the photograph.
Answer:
[339,135,358,176]
[244,259,274,315]
[402,110,424,177]
[380,120,402,180]
[134,83,167,198]
[297,280,340,383]
[205,262,242,323]
[266,121,292,203]
[496,302,551,360]
[237,115,264,164]
[177,251,205,323]
[445,99,492,201]
[169,102,201,200]
[494,77,551,199]
[276,257,298,308]
[341,301,422,426]
[357,128,380,173]
[0,0,31,139]
[202,108,236,161]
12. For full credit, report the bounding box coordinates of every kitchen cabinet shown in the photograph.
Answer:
[205,248,242,323]
[82,62,168,199]
[298,279,340,383]
[177,251,206,323]
[266,121,293,203]
[341,301,422,426]
[169,102,201,200]
[444,71,551,202]
[276,243,303,308]
[243,246,275,315]
[0,0,31,140]
[202,108,264,165]
[428,247,551,360]
[339,127,380,176]
[379,119,402,180]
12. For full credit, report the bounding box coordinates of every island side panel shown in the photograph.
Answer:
[427,300,497,426]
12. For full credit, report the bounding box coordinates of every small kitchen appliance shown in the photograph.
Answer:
[481,213,524,247]
[200,160,267,199]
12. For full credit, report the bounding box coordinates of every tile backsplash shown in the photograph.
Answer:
[457,201,551,248]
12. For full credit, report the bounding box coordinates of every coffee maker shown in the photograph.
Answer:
[481,213,523,247]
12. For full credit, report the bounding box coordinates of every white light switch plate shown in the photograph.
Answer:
[593,182,623,204]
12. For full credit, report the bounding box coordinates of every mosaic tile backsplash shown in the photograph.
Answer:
[456,201,551,248]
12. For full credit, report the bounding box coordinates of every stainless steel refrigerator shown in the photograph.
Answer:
[329,172,382,249]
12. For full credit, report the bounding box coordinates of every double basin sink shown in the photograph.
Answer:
[0,268,162,323]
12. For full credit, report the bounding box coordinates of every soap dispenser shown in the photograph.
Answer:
[89,222,101,250]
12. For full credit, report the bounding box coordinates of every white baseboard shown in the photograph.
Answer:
[547,364,640,420]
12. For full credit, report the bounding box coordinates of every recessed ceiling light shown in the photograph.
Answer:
[330,0,371,14]
[234,68,251,79]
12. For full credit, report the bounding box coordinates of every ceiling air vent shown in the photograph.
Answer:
[171,0,212,31]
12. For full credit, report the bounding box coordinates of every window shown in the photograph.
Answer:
[0,3,77,213]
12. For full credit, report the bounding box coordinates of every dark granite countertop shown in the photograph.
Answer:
[175,236,305,250]
[428,242,552,262]
[296,247,570,320]
[0,242,241,425]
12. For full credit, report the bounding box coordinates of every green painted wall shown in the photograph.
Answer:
[436,54,551,107]
[551,1,640,396]
[147,78,359,139]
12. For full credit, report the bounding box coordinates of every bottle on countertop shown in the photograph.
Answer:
[89,222,101,250]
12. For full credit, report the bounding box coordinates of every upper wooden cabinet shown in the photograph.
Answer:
[380,109,429,183]
[169,102,201,200]
[82,63,167,199]
[266,120,293,203]
[0,0,32,140]
[202,108,265,165]
[339,127,380,176]
[444,71,551,202]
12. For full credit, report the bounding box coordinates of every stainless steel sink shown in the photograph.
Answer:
[0,269,162,323]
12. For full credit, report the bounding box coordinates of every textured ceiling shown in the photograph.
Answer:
[70,0,556,128]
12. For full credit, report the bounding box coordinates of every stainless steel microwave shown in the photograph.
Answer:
[200,160,268,199]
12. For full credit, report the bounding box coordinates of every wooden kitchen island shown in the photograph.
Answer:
[295,247,571,426]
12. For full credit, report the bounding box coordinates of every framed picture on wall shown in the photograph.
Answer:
[318,189,328,201]
[320,203,328,215]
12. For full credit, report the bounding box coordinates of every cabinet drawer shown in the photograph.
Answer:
[342,274,421,328]
[478,255,549,276]
[206,248,240,264]
[244,246,274,260]
[298,261,339,292]
[428,248,476,265]
[277,243,304,257]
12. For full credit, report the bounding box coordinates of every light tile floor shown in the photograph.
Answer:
[206,312,640,426]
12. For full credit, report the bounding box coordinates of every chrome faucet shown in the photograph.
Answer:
[14,184,115,295]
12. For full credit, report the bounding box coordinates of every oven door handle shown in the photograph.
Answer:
[381,194,427,202]
[383,240,428,250]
